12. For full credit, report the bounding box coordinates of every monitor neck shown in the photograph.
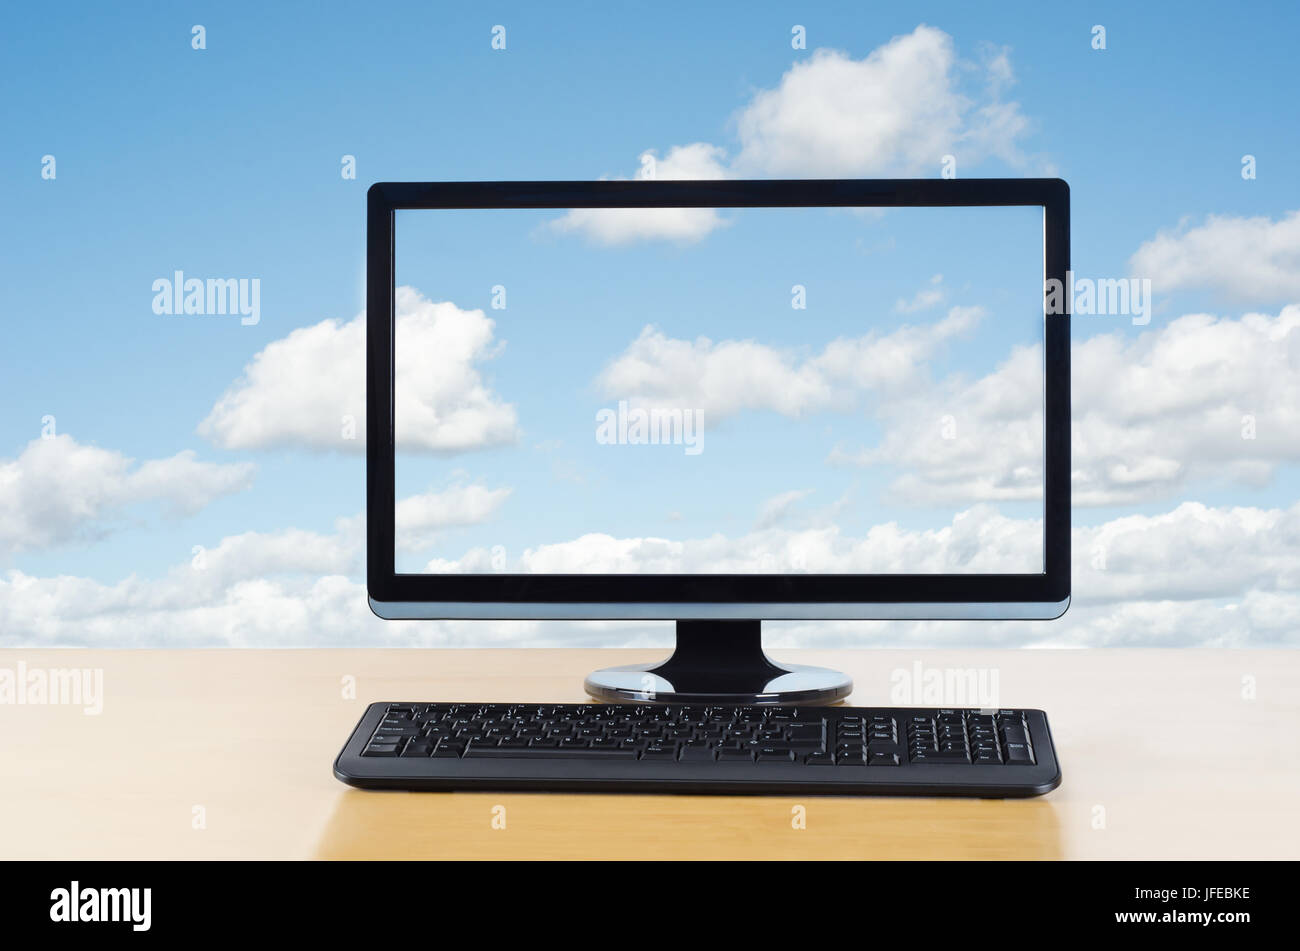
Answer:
[583,619,852,705]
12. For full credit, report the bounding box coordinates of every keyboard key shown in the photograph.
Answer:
[374,727,419,738]
[717,748,755,763]
[465,743,638,759]
[1004,743,1035,764]
[910,751,971,764]
[786,723,824,742]
[1001,726,1030,746]
[679,746,715,762]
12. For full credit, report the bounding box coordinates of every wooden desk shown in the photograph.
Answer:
[2,648,1296,860]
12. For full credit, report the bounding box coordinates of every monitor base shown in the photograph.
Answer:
[584,620,852,705]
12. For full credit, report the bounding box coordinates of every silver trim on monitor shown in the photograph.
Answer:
[370,595,1071,621]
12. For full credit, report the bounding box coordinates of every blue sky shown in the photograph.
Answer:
[2,2,1299,645]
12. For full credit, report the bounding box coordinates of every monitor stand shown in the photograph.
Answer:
[584,620,852,705]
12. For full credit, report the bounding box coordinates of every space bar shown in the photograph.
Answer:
[464,745,639,759]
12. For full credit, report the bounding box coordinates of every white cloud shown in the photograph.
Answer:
[982,46,1015,92]
[595,306,981,420]
[421,499,1300,647]
[199,287,518,453]
[0,518,648,648]
[433,504,1042,575]
[186,520,362,596]
[6,499,1300,647]
[733,28,1030,176]
[1130,210,1300,304]
[395,482,511,551]
[598,327,832,417]
[839,306,1300,507]
[549,27,1037,243]
[895,274,945,313]
[767,590,1300,649]
[1077,501,1300,605]
[755,489,814,530]
[0,510,645,647]
[546,144,731,245]
[0,435,254,556]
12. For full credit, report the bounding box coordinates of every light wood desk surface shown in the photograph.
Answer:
[2,648,1297,860]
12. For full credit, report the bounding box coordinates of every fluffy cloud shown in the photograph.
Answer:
[511,504,1040,575]
[0,435,254,556]
[546,143,731,245]
[594,303,1300,510]
[1130,210,1300,303]
[199,287,518,453]
[832,338,1044,502]
[428,503,1038,575]
[422,500,1300,647]
[595,306,981,419]
[185,518,364,592]
[733,29,1029,176]
[840,306,1300,506]
[5,499,1300,646]
[767,589,1300,649]
[1077,501,1300,605]
[395,483,511,551]
[0,508,636,647]
[0,519,647,648]
[551,28,1035,243]
[487,501,1300,610]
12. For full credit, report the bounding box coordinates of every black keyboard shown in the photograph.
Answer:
[335,702,1061,797]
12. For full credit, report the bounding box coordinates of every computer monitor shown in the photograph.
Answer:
[366,179,1070,704]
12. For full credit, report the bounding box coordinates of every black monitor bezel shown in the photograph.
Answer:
[367,178,1069,606]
